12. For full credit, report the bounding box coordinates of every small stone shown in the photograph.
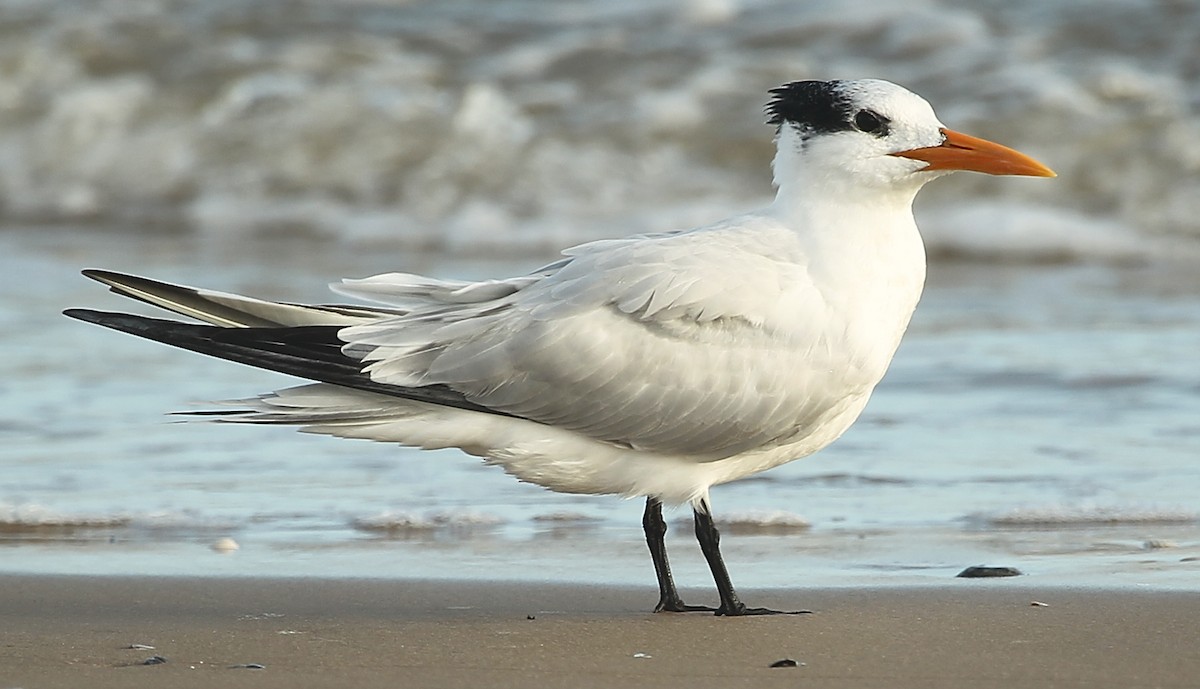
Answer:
[212,537,240,553]
[230,663,266,669]
[633,652,652,659]
[956,565,1022,578]
[126,643,155,650]
[1030,601,1049,607]
[142,656,168,665]
[770,658,799,668]
[526,614,536,620]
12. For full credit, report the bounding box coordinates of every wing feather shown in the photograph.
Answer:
[82,269,391,327]
[337,221,852,458]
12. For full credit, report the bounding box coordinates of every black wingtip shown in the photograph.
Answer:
[80,268,119,283]
[61,309,517,420]
[62,309,165,339]
[79,269,129,300]
[63,307,108,324]
[80,268,146,296]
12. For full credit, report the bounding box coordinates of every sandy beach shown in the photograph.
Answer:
[3,575,1196,689]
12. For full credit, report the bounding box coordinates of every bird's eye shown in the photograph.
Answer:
[853,110,888,136]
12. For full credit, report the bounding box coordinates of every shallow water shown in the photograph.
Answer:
[2,231,1198,590]
[1,0,1198,590]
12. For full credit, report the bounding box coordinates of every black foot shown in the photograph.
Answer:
[714,603,812,617]
[654,596,716,613]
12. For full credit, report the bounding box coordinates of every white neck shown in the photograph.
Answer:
[763,127,929,359]
[768,127,925,228]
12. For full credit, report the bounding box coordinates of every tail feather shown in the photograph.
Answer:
[63,308,514,419]
[81,269,394,328]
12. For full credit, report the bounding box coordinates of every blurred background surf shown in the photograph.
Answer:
[1,0,1197,590]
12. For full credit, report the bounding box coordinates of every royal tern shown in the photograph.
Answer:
[65,79,1054,615]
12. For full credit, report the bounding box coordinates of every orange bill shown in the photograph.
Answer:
[891,128,1056,177]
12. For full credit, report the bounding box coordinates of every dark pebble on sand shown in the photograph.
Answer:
[230,663,266,669]
[142,655,168,665]
[770,658,799,668]
[957,565,1022,578]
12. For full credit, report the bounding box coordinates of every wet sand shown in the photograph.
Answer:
[3,575,1197,689]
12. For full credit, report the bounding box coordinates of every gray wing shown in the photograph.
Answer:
[338,222,858,459]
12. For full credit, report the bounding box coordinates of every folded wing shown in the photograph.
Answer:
[339,221,838,458]
[69,221,845,460]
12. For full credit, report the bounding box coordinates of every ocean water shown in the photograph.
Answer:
[1,0,1199,592]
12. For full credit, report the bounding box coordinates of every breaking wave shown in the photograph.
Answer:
[4,0,1199,262]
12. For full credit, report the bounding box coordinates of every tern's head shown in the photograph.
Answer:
[766,79,1054,199]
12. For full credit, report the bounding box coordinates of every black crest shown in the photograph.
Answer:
[765,80,855,136]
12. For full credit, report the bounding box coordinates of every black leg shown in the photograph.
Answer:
[693,500,808,616]
[642,497,713,613]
